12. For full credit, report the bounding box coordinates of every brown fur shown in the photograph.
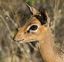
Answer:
[14,16,64,62]
[14,5,64,62]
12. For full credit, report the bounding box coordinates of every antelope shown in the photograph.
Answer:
[14,5,63,62]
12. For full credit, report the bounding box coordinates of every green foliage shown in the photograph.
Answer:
[26,0,46,5]
[40,0,46,3]
[26,0,36,5]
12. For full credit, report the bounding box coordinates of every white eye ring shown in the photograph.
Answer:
[27,24,40,33]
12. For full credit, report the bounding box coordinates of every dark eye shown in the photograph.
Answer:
[27,25,38,33]
[29,25,38,30]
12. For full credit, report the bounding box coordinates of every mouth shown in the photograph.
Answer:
[15,39,38,44]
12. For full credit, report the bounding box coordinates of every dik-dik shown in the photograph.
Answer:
[14,5,63,62]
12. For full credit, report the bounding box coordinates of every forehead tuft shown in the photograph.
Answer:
[30,17,41,25]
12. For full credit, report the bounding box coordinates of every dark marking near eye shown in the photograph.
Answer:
[34,9,47,25]
[34,13,47,25]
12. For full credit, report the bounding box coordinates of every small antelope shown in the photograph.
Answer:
[14,5,63,62]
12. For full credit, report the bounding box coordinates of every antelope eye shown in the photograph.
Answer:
[29,25,38,30]
[27,25,38,33]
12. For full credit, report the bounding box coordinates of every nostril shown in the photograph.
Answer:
[13,37,16,41]
[13,38,17,42]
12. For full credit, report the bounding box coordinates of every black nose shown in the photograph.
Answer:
[13,28,18,40]
[13,36,17,41]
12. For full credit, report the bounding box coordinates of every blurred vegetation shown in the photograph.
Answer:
[26,0,36,5]
[26,0,46,6]
[0,0,64,62]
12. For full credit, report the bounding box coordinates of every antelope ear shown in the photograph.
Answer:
[26,4,39,15]
[26,4,47,25]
